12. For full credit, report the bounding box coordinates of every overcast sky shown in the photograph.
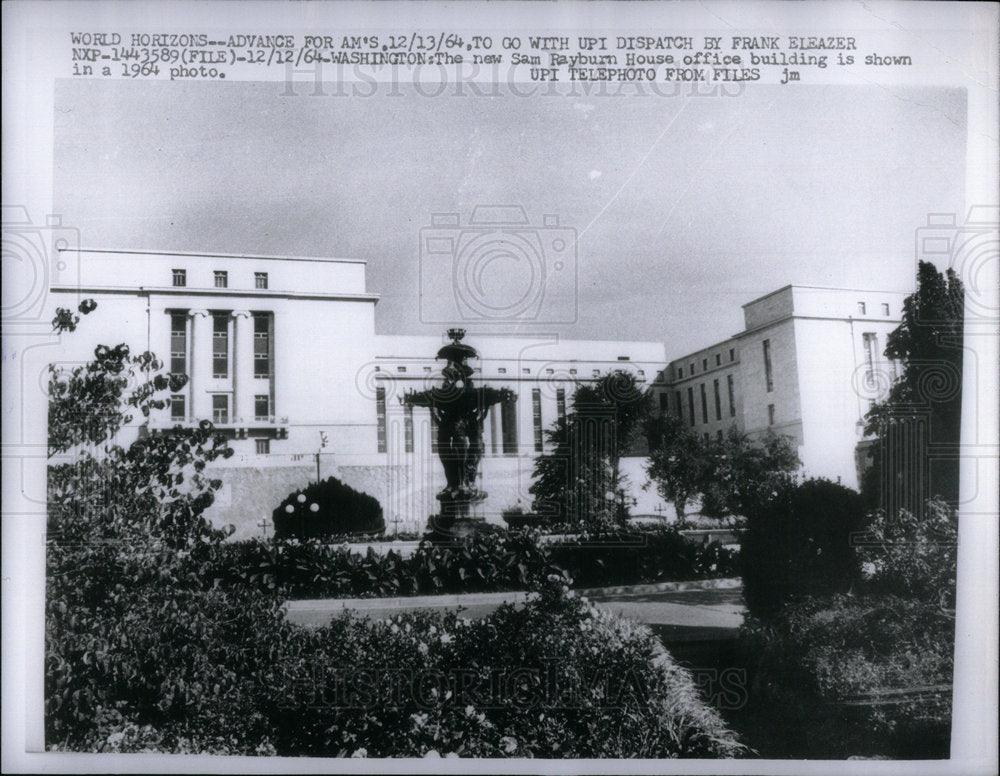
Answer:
[54,80,966,354]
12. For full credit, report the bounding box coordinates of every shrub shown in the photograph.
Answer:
[738,595,953,758]
[501,505,550,530]
[740,478,866,619]
[48,560,745,757]
[273,476,384,539]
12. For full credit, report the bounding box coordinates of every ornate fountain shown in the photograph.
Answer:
[402,329,515,539]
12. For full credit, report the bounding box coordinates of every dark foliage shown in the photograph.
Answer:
[273,476,384,539]
[740,478,867,619]
[863,261,964,514]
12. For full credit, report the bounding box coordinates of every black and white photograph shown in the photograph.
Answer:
[3,1,998,772]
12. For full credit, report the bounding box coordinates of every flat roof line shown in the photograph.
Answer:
[61,247,369,265]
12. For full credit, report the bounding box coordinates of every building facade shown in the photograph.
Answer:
[655,285,908,490]
[50,249,666,538]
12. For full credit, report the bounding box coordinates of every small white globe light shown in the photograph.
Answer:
[309,503,319,513]
[285,504,294,514]
[296,494,306,503]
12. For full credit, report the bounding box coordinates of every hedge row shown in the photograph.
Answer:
[195,527,738,600]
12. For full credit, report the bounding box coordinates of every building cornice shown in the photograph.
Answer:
[62,247,369,266]
[50,285,380,304]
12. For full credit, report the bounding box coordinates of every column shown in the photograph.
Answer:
[231,310,253,424]
[188,309,212,420]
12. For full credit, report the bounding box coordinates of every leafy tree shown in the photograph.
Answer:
[643,412,712,521]
[863,261,964,514]
[47,301,233,549]
[707,427,800,519]
[530,371,650,529]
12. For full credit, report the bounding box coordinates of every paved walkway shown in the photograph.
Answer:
[283,578,745,642]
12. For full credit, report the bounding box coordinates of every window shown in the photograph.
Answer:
[727,374,736,417]
[545,368,554,375]
[762,339,774,392]
[617,355,630,361]
[501,397,518,454]
[375,387,387,453]
[881,302,890,316]
[638,370,645,377]
[498,367,507,374]
[689,363,694,375]
[255,438,270,455]
[862,332,879,385]
[700,383,708,424]
[172,269,186,287]
[212,312,229,378]
[212,394,229,424]
[592,369,600,378]
[253,313,271,378]
[768,404,775,425]
[715,354,721,366]
[397,366,407,373]
[713,379,722,421]
[404,405,414,453]
[659,392,669,411]
[569,368,577,375]
[677,366,683,379]
[170,312,187,374]
[556,388,566,420]
[214,271,228,288]
[675,391,682,417]
[254,394,270,421]
[255,272,268,290]
[490,410,499,455]
[687,387,695,426]
[170,394,185,422]
[702,358,708,372]
[532,388,543,452]
[729,348,735,362]
[423,366,432,373]
[857,301,866,315]
[523,368,531,375]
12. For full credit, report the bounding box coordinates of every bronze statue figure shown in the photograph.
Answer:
[403,329,515,534]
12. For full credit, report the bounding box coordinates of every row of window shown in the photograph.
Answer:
[676,347,736,379]
[858,301,891,316]
[168,393,272,424]
[172,269,269,290]
[374,386,568,455]
[678,372,738,427]
[169,310,272,379]
[382,365,645,378]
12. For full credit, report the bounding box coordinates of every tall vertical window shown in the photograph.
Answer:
[212,312,229,378]
[767,404,775,426]
[255,438,270,455]
[501,397,518,455]
[170,312,187,374]
[729,348,735,362]
[254,394,270,421]
[762,339,774,392]
[715,354,721,366]
[700,383,708,424]
[857,301,866,315]
[532,389,543,453]
[687,387,695,426]
[556,388,566,420]
[490,409,499,455]
[172,269,186,287]
[253,313,271,378]
[375,386,387,453]
[727,374,736,417]
[862,332,879,383]
[170,394,185,422]
[677,366,683,378]
[674,391,682,417]
[881,302,890,316]
[713,379,722,421]
[659,392,669,412]
[404,405,414,453]
[688,363,694,375]
[214,271,228,288]
[212,394,229,424]
[702,358,708,372]
[255,272,268,289]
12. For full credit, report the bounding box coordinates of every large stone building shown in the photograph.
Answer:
[654,285,909,490]
[49,248,666,538]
